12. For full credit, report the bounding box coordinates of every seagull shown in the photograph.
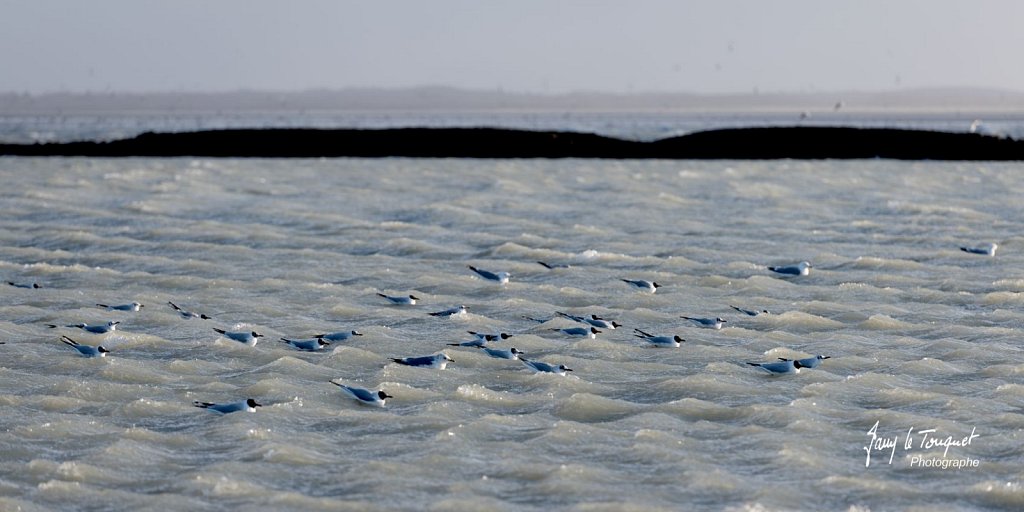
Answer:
[193,398,261,414]
[557,311,622,329]
[622,279,660,293]
[391,353,454,369]
[329,381,392,407]
[730,305,770,317]
[768,261,812,276]
[60,335,110,357]
[279,337,331,351]
[960,243,997,256]
[747,359,806,375]
[537,261,571,270]
[168,301,212,319]
[477,346,525,360]
[429,305,468,317]
[48,321,120,334]
[467,331,514,341]
[778,355,831,368]
[314,330,363,342]
[552,326,601,338]
[377,293,419,305]
[680,316,726,329]
[521,359,573,375]
[213,328,263,346]
[468,265,510,284]
[632,328,684,347]
[96,302,144,312]
[6,281,40,289]
[448,338,490,348]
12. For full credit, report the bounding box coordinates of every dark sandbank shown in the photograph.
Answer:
[1,126,1022,160]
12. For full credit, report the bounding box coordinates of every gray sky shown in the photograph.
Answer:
[2,0,1021,94]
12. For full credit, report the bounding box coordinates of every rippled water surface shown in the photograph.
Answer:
[1,157,1023,511]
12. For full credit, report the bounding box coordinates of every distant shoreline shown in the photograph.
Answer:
[1,126,1022,160]
[4,86,1024,114]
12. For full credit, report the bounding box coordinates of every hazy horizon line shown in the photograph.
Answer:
[5,85,1024,114]
[4,84,1024,97]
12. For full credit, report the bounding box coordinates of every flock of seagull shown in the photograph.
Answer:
[5,241,997,413]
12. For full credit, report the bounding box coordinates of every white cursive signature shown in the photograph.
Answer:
[864,421,980,467]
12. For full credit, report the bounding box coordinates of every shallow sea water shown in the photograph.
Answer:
[0,156,1022,511]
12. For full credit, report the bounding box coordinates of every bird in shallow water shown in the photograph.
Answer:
[391,353,454,369]
[48,321,121,334]
[959,243,997,256]
[552,326,601,339]
[193,398,261,413]
[557,311,621,329]
[213,328,263,346]
[330,381,392,407]
[6,281,41,289]
[777,355,830,368]
[279,337,331,351]
[680,316,726,330]
[621,279,659,293]
[537,261,571,270]
[314,330,363,342]
[632,328,684,348]
[96,302,143,312]
[468,265,511,284]
[429,305,468,317]
[747,359,806,375]
[521,359,573,375]
[377,292,419,305]
[477,346,525,360]
[168,301,212,319]
[730,305,770,317]
[60,336,110,358]
[768,261,812,276]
